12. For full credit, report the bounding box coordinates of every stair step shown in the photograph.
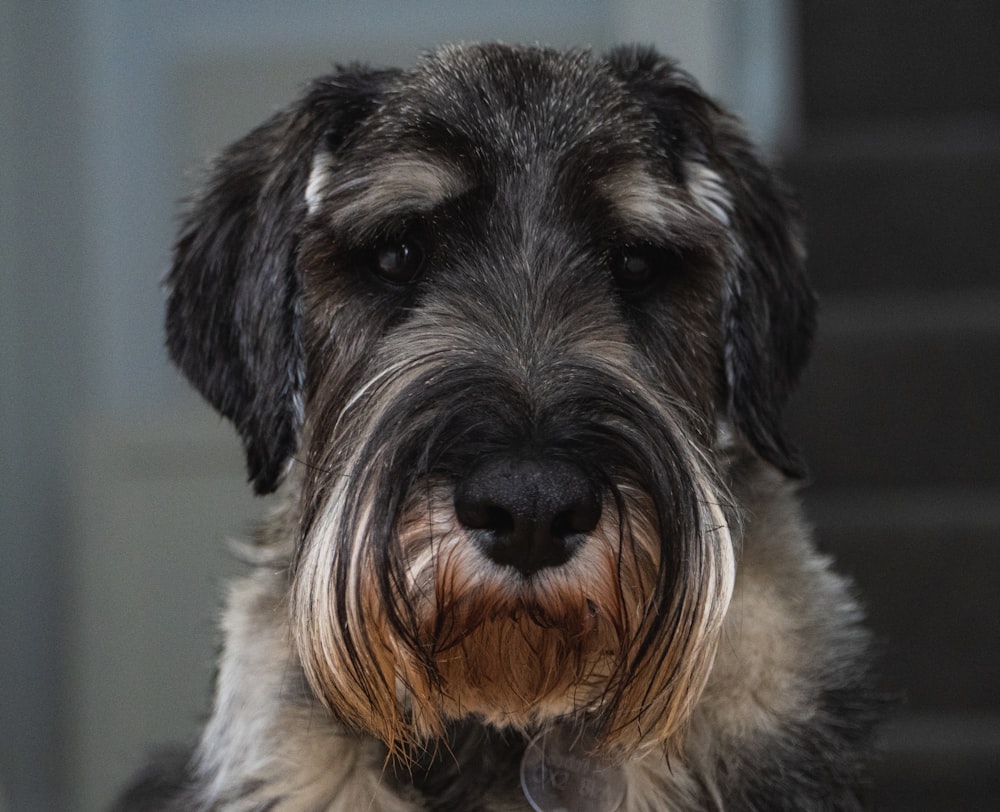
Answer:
[786,296,1000,489]
[802,489,1000,712]
[784,148,1000,292]
[868,714,1000,812]
[799,0,1000,123]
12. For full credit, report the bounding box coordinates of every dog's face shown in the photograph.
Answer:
[166,44,815,759]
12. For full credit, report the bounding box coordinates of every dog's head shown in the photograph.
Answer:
[167,44,815,758]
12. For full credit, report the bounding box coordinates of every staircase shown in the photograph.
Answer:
[783,2,1000,808]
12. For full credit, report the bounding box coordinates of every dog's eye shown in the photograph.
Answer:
[610,244,688,293]
[370,238,425,285]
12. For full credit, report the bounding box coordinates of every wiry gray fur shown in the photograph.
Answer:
[116,43,879,811]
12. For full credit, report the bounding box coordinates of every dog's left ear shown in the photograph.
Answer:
[607,46,817,478]
[166,68,393,494]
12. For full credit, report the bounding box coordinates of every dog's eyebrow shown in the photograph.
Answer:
[307,152,471,235]
[598,163,730,245]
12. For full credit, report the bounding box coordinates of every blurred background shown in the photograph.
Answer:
[1,1,997,809]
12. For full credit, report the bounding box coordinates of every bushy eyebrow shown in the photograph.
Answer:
[596,162,729,248]
[307,151,471,238]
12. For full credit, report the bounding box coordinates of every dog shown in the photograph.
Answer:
[116,43,879,811]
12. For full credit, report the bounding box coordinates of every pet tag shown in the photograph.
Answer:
[520,728,626,812]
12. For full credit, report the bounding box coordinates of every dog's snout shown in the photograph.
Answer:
[454,456,601,576]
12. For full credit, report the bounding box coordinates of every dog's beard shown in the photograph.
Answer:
[291,349,736,761]
[395,484,658,728]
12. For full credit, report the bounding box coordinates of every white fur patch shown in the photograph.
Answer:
[305,151,335,215]
[684,161,733,226]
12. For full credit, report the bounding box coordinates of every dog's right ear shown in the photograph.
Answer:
[606,46,816,479]
[166,67,394,494]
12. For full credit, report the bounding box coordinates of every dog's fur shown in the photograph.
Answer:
[117,44,878,811]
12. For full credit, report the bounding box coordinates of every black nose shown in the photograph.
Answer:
[454,456,602,576]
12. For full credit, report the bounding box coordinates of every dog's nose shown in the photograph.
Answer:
[454,456,601,576]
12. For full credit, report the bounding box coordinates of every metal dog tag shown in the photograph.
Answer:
[520,729,626,812]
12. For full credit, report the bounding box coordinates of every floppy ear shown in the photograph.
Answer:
[606,46,817,478]
[714,129,816,478]
[166,67,393,494]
